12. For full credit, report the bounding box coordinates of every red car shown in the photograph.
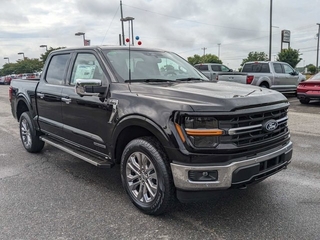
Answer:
[297,73,320,104]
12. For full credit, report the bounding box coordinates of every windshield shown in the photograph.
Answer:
[102,49,208,82]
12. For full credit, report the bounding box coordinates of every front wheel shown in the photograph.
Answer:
[299,98,310,104]
[120,137,175,215]
[19,112,44,153]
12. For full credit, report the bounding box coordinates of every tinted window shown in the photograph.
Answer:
[45,54,70,85]
[273,63,283,73]
[211,65,220,71]
[242,63,270,73]
[70,53,107,85]
[198,65,209,71]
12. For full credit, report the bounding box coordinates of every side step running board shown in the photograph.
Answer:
[40,136,114,168]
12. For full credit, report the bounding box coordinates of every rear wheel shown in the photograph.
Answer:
[19,112,44,153]
[259,82,269,88]
[120,137,175,215]
[299,98,310,104]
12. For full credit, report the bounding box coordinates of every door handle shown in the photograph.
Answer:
[37,93,44,99]
[61,97,71,104]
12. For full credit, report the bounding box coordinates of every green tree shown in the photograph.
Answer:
[241,51,268,66]
[40,47,66,64]
[277,48,302,68]
[187,54,222,65]
[307,64,316,74]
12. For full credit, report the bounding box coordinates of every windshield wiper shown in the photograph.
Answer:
[124,79,175,83]
[176,77,204,81]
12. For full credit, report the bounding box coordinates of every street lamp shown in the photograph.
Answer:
[4,57,9,63]
[120,16,135,46]
[75,32,85,46]
[269,0,273,61]
[316,23,320,73]
[18,52,25,59]
[40,44,48,51]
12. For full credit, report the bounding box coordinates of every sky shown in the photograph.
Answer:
[0,0,319,70]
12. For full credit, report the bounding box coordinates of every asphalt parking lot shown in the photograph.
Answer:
[0,85,319,240]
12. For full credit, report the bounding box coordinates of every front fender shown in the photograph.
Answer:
[112,114,173,149]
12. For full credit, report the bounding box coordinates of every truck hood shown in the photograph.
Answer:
[128,81,288,112]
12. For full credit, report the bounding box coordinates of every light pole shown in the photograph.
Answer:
[4,57,9,63]
[120,16,135,46]
[316,23,320,73]
[269,0,273,61]
[18,52,25,59]
[75,32,85,46]
[218,43,221,59]
[40,45,48,51]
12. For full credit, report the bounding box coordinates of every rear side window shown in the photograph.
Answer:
[197,65,209,71]
[242,63,270,73]
[273,63,283,73]
[45,54,70,85]
[211,65,220,71]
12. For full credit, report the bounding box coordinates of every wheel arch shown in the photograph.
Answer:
[257,76,271,87]
[16,97,33,122]
[112,115,171,164]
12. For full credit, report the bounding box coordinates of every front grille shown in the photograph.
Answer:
[219,107,289,147]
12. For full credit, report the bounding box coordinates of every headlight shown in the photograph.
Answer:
[179,116,223,148]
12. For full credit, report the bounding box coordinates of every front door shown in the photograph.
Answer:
[60,52,113,156]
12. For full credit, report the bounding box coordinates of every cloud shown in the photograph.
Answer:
[0,0,319,69]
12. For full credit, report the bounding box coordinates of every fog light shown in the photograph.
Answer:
[188,170,218,181]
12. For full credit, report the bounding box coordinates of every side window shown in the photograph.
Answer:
[199,65,209,71]
[282,64,294,74]
[273,63,283,73]
[221,65,230,72]
[211,65,220,71]
[45,54,70,85]
[70,53,107,85]
[260,63,270,73]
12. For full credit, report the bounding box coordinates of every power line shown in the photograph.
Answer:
[101,6,120,44]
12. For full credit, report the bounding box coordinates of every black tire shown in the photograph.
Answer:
[259,82,269,88]
[19,112,44,153]
[299,98,310,104]
[120,136,175,215]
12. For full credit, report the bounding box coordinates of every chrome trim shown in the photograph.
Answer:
[170,141,292,190]
[228,116,288,135]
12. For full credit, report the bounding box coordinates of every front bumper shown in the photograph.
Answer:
[170,141,293,191]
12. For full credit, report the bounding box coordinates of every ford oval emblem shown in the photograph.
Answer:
[263,119,278,132]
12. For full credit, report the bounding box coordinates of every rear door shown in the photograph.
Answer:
[36,53,71,137]
[60,51,113,156]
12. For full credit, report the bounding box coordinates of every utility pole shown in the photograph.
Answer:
[269,0,273,61]
[120,0,125,45]
[316,23,320,73]
[201,47,207,56]
[218,43,221,59]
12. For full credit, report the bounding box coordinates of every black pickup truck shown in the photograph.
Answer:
[10,46,293,215]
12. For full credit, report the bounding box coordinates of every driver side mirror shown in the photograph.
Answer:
[75,79,107,96]
[290,71,299,76]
